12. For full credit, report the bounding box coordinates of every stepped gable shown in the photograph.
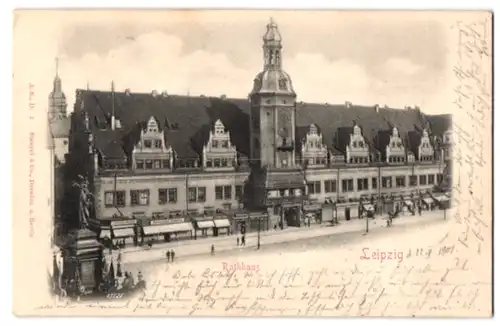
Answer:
[78,90,251,160]
[78,89,434,161]
[295,102,427,154]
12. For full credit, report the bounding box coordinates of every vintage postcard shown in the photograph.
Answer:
[12,10,492,317]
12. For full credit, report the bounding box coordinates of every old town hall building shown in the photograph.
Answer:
[65,19,452,245]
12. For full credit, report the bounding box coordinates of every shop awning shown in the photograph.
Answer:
[303,204,322,211]
[214,219,231,228]
[197,220,215,229]
[148,222,193,234]
[112,228,135,238]
[99,229,111,239]
[143,224,172,235]
[405,200,413,206]
[423,198,434,205]
[435,196,450,202]
[363,204,374,211]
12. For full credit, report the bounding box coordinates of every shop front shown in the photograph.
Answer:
[379,194,396,215]
[432,193,451,209]
[110,219,137,248]
[98,227,112,248]
[192,216,215,239]
[303,202,322,224]
[213,215,231,236]
[248,211,270,233]
[399,195,415,215]
[141,217,194,244]
[320,204,335,224]
[420,194,434,210]
[336,199,360,221]
[227,210,249,235]
[266,194,306,228]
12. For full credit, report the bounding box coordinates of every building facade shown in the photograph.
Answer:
[66,19,451,246]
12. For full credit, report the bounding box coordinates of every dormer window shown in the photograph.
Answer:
[212,140,219,148]
[154,140,162,148]
[144,140,152,148]
[221,140,228,148]
[358,141,363,147]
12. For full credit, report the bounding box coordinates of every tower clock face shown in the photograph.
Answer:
[277,108,293,132]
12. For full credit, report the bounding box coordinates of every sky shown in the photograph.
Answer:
[13,10,461,115]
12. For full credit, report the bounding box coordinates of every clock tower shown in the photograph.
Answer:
[247,19,307,228]
[249,18,297,168]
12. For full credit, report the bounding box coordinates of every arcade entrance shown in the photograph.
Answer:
[282,205,301,227]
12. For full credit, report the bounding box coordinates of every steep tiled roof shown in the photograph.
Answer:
[426,114,452,137]
[407,130,422,157]
[76,89,442,161]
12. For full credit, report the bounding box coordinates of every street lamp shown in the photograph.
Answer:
[257,216,261,250]
[365,202,369,233]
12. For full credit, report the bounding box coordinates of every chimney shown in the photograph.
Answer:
[124,88,131,96]
[161,90,168,97]
[374,104,379,113]
[220,94,227,100]
[152,90,158,97]
[345,101,352,108]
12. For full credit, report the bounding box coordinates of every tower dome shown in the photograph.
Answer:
[250,18,295,96]
[252,70,295,94]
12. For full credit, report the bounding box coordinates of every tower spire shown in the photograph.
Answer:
[262,18,283,70]
[55,57,59,77]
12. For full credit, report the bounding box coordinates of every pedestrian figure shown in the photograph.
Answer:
[211,244,215,255]
[241,235,246,246]
[418,205,422,216]
[237,236,240,246]
[166,250,171,262]
[171,250,175,262]
[274,224,277,231]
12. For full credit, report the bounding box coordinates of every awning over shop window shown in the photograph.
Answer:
[363,204,374,211]
[153,222,193,233]
[303,204,322,211]
[112,228,135,238]
[214,219,231,228]
[423,198,434,205]
[197,220,215,229]
[435,196,450,202]
[99,229,111,239]
[143,224,173,235]
[405,200,413,206]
